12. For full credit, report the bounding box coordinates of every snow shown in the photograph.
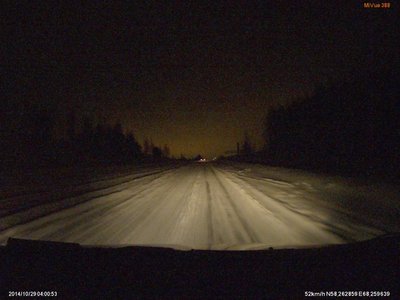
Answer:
[0,162,399,250]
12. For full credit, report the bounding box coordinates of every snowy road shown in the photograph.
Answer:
[1,162,399,249]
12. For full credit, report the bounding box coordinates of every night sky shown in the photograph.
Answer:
[3,1,397,158]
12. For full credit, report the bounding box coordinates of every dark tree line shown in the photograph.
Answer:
[240,131,255,155]
[62,117,143,165]
[263,69,399,177]
[0,101,177,169]
[1,101,57,168]
[142,137,171,160]
[0,104,150,168]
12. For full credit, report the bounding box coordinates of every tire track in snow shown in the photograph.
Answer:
[205,180,214,247]
[217,166,380,243]
[0,166,180,218]
[210,166,258,244]
[0,167,182,244]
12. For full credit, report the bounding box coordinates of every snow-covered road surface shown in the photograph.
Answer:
[1,162,399,250]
